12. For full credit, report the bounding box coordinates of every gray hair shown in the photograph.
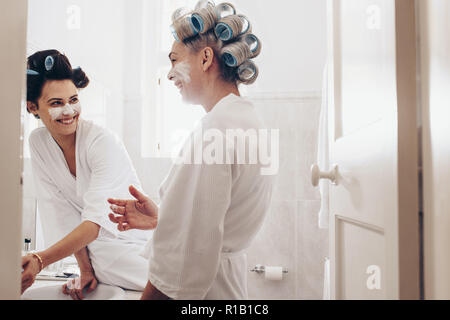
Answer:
[172,1,261,85]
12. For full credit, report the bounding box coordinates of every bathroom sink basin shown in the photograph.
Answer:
[21,283,125,300]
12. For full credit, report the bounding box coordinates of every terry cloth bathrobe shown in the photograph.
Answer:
[141,93,276,299]
[29,118,152,291]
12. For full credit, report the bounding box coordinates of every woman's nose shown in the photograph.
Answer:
[167,69,175,81]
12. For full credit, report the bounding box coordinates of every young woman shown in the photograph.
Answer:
[21,50,153,299]
[108,1,276,300]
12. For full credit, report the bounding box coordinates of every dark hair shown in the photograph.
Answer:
[27,49,89,105]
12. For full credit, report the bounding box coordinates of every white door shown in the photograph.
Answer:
[0,0,28,299]
[326,0,420,299]
[419,0,450,300]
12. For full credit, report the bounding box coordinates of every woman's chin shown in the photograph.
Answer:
[180,91,195,105]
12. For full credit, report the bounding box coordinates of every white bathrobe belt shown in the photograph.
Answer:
[220,249,246,259]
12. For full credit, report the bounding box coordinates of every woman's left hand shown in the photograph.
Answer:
[62,270,98,300]
[108,185,158,231]
[21,255,42,294]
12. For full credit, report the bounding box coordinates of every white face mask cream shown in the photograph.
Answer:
[48,102,81,121]
[168,61,192,85]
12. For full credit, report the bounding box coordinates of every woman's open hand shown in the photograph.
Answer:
[108,185,158,231]
[62,270,98,300]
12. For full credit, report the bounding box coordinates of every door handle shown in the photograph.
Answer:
[311,164,338,187]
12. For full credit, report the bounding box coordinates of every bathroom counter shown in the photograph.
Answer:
[29,279,143,300]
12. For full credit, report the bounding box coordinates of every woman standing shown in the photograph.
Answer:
[108,1,276,300]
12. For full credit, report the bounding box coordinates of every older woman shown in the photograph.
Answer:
[108,1,276,300]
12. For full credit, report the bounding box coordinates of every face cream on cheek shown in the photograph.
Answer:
[48,102,82,121]
[168,61,192,84]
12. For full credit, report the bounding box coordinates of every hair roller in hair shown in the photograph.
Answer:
[191,3,217,33]
[27,69,40,76]
[171,13,199,42]
[44,55,55,71]
[221,41,251,67]
[242,33,261,58]
[191,1,236,34]
[215,2,236,19]
[215,14,251,41]
[237,60,258,84]
[238,15,251,35]
[194,0,216,11]
[171,7,191,22]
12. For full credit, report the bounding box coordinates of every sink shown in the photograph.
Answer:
[21,283,125,300]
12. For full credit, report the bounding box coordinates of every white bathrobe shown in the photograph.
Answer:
[142,94,276,299]
[29,118,152,291]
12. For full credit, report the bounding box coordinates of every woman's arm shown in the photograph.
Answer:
[74,246,94,273]
[21,220,100,294]
[62,246,98,300]
[37,220,99,269]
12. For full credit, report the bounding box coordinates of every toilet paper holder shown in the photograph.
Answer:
[250,264,288,274]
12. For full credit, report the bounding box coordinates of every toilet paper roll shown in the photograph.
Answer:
[265,266,283,281]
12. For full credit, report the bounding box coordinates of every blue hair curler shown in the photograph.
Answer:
[215,14,250,41]
[237,60,258,84]
[44,55,54,71]
[171,14,199,42]
[243,33,261,58]
[215,22,233,41]
[221,41,252,67]
[223,52,237,67]
[189,17,199,36]
[170,25,180,42]
[191,13,205,33]
[191,1,225,34]
[27,69,40,76]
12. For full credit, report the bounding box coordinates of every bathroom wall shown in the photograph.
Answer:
[235,0,329,299]
[246,94,328,299]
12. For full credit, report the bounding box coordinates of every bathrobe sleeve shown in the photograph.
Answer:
[81,133,140,238]
[30,138,81,247]
[147,130,234,299]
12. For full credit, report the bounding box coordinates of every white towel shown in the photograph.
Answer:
[317,63,331,229]
[323,257,331,300]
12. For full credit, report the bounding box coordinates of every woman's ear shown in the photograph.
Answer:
[201,47,215,72]
[27,101,39,118]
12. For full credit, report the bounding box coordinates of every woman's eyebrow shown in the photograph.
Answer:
[47,98,63,103]
[47,95,77,103]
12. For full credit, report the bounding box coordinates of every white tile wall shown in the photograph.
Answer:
[246,94,328,299]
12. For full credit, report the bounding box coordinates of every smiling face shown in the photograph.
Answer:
[28,80,81,138]
[167,40,212,105]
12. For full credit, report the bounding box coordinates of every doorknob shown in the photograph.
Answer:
[311,164,338,187]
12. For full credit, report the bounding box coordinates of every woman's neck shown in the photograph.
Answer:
[52,131,76,153]
[202,80,240,113]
